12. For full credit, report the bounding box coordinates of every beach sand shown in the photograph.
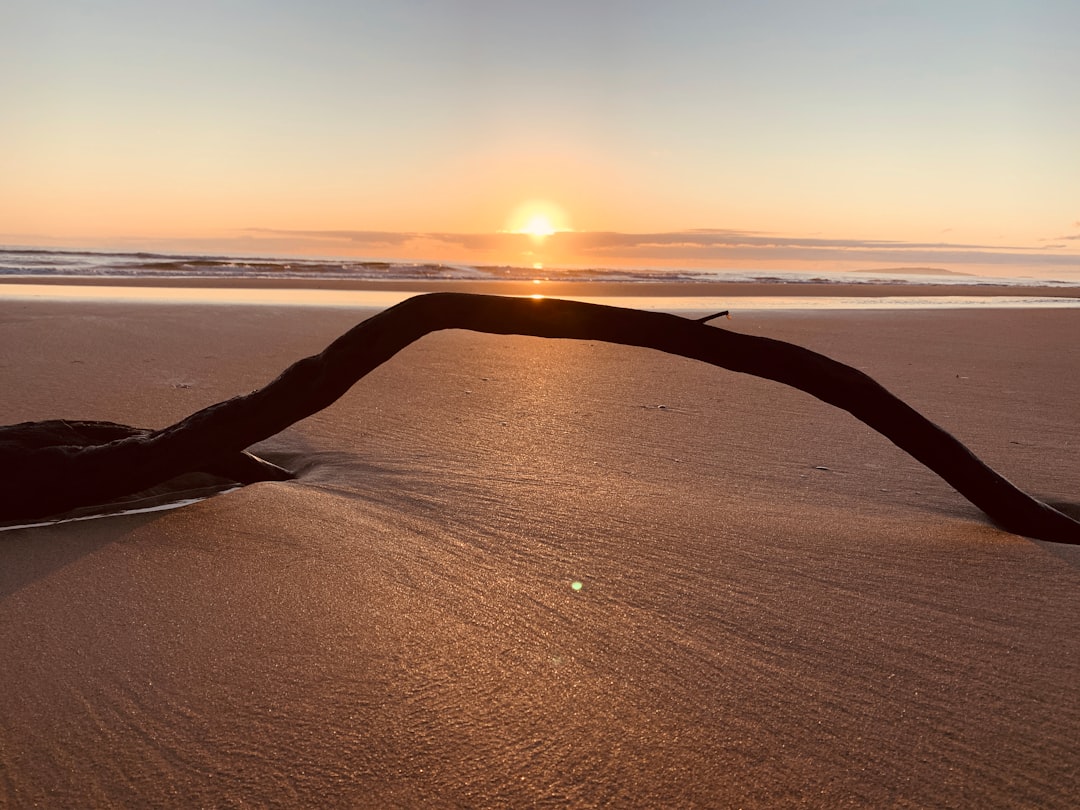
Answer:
[1,294,1078,807]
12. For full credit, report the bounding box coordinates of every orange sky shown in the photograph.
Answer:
[3,2,1078,278]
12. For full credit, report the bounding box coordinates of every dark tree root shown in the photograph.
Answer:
[0,419,294,525]
[0,419,293,483]
[2,293,1077,544]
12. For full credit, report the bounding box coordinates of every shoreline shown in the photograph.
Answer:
[3,273,1080,300]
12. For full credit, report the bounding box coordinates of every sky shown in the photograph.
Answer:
[3,0,1079,277]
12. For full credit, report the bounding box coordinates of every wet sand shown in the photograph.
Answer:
[1,292,1078,807]
[5,273,1080,300]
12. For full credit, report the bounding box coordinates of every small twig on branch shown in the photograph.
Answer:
[695,311,731,324]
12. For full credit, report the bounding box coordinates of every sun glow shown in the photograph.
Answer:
[507,200,569,239]
[522,215,556,237]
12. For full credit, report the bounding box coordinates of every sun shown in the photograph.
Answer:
[507,200,569,239]
[521,214,556,238]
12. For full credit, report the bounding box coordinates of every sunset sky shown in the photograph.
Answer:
[4,1,1079,277]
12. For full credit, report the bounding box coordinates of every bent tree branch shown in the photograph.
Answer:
[2,293,1077,544]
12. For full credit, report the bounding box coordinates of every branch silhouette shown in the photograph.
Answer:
[2,293,1077,544]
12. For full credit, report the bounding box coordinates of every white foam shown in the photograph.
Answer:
[0,488,240,532]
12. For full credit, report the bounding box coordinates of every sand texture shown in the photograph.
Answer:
[1,298,1078,807]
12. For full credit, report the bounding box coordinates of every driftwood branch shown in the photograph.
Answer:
[2,293,1077,544]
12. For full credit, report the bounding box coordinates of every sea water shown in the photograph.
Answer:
[1,247,1078,311]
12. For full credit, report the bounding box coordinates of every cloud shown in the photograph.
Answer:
[552,230,1013,252]
[244,228,418,246]
[248,226,1013,252]
[242,227,1080,268]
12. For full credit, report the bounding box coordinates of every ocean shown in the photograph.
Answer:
[3,246,1078,287]
[2,247,1079,311]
